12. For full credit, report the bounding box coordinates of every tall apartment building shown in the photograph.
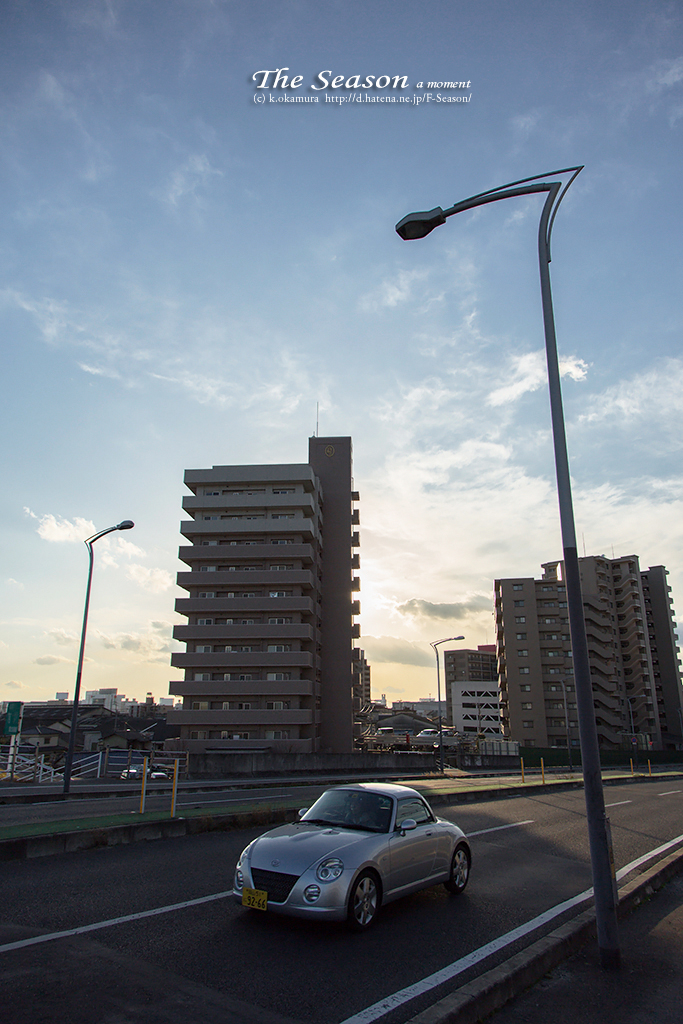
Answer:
[495,555,683,751]
[353,649,372,708]
[444,646,502,736]
[168,437,360,754]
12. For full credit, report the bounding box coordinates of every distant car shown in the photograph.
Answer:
[120,766,171,780]
[415,729,439,738]
[233,783,471,930]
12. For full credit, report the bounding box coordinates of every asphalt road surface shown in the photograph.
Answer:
[1,779,681,1024]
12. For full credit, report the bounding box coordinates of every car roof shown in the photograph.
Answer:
[328,782,422,800]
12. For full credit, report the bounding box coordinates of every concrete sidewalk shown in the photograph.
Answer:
[480,871,683,1024]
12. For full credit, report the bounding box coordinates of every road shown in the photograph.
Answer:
[0,779,681,1024]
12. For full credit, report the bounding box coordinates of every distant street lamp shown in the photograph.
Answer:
[62,520,135,796]
[626,695,639,768]
[559,679,573,771]
[430,636,464,772]
[397,167,621,968]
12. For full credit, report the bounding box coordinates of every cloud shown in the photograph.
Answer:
[125,565,174,593]
[6,579,24,589]
[359,269,429,311]
[154,154,222,207]
[396,596,491,620]
[487,350,588,406]
[35,655,73,665]
[95,622,175,661]
[45,629,79,646]
[361,636,434,667]
[579,357,683,435]
[5,681,25,689]
[24,508,95,543]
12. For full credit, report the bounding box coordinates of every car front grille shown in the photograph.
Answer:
[250,867,299,904]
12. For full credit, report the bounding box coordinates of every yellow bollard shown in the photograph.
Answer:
[170,759,179,817]
[630,758,634,776]
[541,758,545,784]
[139,755,149,814]
[648,759,652,777]
[521,757,525,783]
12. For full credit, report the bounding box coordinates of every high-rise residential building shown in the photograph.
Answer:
[353,649,372,708]
[495,555,683,751]
[444,645,502,736]
[167,437,360,754]
[641,566,683,748]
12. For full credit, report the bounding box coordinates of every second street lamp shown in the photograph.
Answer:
[430,636,464,772]
[62,520,135,796]
[397,167,621,968]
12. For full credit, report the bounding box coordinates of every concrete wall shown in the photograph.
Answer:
[187,750,435,777]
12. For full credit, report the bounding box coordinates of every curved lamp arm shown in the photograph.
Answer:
[62,519,135,795]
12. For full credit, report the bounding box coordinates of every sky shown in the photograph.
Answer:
[2,0,683,706]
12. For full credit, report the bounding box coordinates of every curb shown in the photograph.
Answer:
[405,847,683,1024]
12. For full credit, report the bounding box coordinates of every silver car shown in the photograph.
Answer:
[233,782,471,929]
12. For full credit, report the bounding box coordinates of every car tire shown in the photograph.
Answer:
[444,843,470,895]
[347,870,380,931]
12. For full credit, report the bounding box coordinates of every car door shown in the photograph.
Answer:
[387,797,439,894]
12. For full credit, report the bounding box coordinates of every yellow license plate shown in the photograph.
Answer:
[242,887,268,911]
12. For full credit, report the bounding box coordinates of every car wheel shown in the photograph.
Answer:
[347,870,380,931]
[444,843,470,894]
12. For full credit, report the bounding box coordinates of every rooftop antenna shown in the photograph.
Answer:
[582,532,586,557]
[316,401,319,437]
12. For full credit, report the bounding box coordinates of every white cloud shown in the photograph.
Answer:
[359,269,429,311]
[45,629,79,646]
[125,565,174,593]
[95,623,175,661]
[154,154,222,207]
[5,681,25,689]
[488,350,588,406]
[6,579,24,589]
[579,357,683,433]
[24,508,95,543]
[34,655,73,665]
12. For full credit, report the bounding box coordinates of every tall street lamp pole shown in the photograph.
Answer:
[430,636,464,772]
[397,167,621,968]
[62,520,135,796]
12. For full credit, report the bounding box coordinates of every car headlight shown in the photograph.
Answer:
[316,857,344,882]
[234,867,244,890]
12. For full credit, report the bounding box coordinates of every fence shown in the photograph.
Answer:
[0,745,189,782]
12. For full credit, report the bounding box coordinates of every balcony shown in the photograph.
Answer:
[182,491,318,513]
[169,679,314,697]
[178,543,318,567]
[171,651,318,670]
[177,569,317,591]
[173,624,318,643]
[176,596,317,615]
[167,708,314,726]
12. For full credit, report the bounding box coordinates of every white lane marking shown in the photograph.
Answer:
[0,889,234,954]
[468,820,534,837]
[338,831,683,1024]
[658,790,681,797]
[605,801,632,808]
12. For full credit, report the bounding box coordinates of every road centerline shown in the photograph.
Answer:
[467,819,534,837]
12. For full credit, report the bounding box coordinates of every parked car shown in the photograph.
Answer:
[233,783,471,930]
[120,766,170,780]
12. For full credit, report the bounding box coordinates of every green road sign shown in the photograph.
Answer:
[3,702,23,736]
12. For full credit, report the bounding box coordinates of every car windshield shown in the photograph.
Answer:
[301,790,393,833]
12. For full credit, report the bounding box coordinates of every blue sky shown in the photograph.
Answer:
[2,0,682,704]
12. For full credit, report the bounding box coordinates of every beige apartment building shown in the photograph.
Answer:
[167,437,360,754]
[495,555,683,751]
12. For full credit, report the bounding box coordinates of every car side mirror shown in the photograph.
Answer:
[298,808,309,818]
[398,818,417,834]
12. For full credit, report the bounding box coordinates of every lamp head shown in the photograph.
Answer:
[396,207,447,240]
[116,520,135,531]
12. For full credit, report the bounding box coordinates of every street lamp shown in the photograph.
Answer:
[62,520,135,796]
[397,167,621,968]
[430,636,464,772]
[559,679,573,772]
[626,695,639,768]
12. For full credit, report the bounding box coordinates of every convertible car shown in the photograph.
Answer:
[233,782,471,929]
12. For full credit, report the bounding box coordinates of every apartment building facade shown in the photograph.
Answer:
[444,646,502,736]
[496,555,683,751]
[167,437,360,754]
